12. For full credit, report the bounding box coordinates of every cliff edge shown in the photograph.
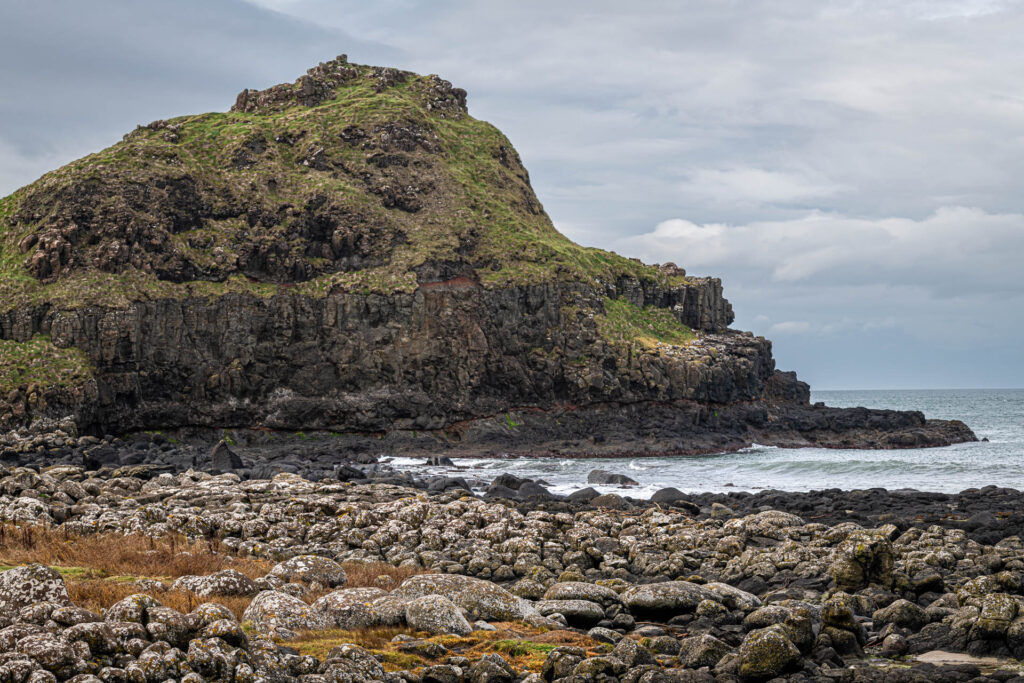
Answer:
[0,57,975,454]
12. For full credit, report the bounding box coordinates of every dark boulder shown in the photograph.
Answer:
[209,440,242,472]
[587,469,638,486]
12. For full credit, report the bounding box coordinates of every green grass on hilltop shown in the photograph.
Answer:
[0,62,685,313]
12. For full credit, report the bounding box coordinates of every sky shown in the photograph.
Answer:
[1,0,1022,389]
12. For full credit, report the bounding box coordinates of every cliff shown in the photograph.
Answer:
[0,57,975,453]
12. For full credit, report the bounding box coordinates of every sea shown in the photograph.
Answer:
[389,389,1024,497]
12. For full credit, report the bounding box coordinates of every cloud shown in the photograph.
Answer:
[621,207,1024,297]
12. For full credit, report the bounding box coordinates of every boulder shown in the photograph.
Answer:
[872,599,927,631]
[591,493,631,510]
[0,565,69,614]
[542,581,621,607]
[171,569,257,597]
[622,581,718,618]
[104,594,160,624]
[404,595,472,636]
[679,633,731,669]
[831,530,894,591]
[241,590,333,637]
[650,487,699,513]
[738,626,801,680]
[534,599,605,627]
[312,587,387,630]
[391,574,530,621]
[566,487,600,503]
[208,441,242,472]
[268,555,347,588]
[587,469,638,486]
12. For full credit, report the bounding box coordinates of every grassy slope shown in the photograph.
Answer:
[0,69,684,309]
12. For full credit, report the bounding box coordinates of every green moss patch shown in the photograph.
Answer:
[0,335,94,393]
[596,297,695,349]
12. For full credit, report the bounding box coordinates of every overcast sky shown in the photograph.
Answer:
[2,0,1022,389]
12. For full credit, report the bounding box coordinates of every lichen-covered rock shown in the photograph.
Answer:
[831,530,895,591]
[534,599,605,627]
[391,574,530,621]
[725,510,805,540]
[404,594,472,636]
[973,592,1018,639]
[872,599,927,631]
[621,581,717,617]
[542,581,621,606]
[104,594,160,624]
[738,626,801,680]
[542,646,587,681]
[704,582,761,611]
[0,565,69,613]
[242,590,333,637]
[311,587,386,630]
[16,633,77,674]
[171,569,257,596]
[320,643,387,681]
[679,633,731,669]
[268,555,347,588]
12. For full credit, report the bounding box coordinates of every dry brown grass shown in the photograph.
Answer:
[0,523,433,621]
[67,580,254,620]
[341,562,427,589]
[0,523,272,580]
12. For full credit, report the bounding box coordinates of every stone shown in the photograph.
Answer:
[209,441,242,472]
[268,555,347,587]
[587,469,638,486]
[679,633,731,669]
[534,599,605,627]
[405,595,472,636]
[312,587,387,630]
[622,581,718,618]
[171,569,257,596]
[241,590,333,637]
[543,581,621,606]
[872,599,927,631]
[650,487,700,513]
[391,574,530,621]
[831,530,895,591]
[738,626,801,680]
[0,565,69,614]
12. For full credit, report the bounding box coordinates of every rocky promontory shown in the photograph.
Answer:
[0,56,974,453]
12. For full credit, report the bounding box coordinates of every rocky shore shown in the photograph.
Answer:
[4,458,1024,682]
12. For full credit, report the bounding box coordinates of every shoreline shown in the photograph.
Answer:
[4,461,1024,681]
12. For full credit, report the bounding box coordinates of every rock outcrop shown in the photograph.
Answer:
[0,57,975,453]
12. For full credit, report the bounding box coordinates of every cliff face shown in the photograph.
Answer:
[0,57,975,452]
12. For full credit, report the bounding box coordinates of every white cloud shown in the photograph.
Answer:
[621,207,1024,296]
